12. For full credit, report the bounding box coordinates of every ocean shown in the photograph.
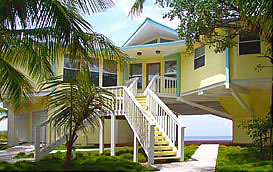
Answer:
[185,136,232,141]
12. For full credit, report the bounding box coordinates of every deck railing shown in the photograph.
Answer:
[144,76,186,161]
[35,114,67,160]
[35,84,155,164]
[150,76,177,97]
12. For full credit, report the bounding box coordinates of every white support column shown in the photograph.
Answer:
[35,126,41,161]
[8,108,17,146]
[110,114,116,156]
[99,118,104,154]
[133,134,138,162]
[29,112,33,143]
[99,58,103,87]
[178,126,185,161]
[148,125,154,165]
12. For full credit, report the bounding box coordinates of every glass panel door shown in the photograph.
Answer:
[146,63,160,86]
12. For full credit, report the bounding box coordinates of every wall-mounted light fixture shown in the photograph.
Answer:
[137,52,142,56]
[155,50,161,54]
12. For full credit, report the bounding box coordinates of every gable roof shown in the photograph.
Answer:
[122,18,178,47]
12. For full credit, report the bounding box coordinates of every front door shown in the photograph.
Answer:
[146,63,160,86]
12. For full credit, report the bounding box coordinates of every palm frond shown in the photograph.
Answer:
[0,57,34,109]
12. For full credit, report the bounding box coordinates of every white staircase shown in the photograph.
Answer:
[34,76,185,165]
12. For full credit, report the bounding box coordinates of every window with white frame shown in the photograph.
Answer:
[103,59,117,87]
[63,57,99,86]
[164,60,177,78]
[239,32,261,55]
[194,45,205,69]
[129,63,142,89]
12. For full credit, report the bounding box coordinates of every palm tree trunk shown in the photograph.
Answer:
[65,140,73,168]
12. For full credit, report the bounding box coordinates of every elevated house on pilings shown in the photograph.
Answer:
[6,18,272,164]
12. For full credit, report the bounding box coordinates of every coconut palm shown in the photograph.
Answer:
[40,72,115,167]
[0,0,127,110]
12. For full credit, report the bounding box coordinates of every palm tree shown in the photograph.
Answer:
[40,72,115,167]
[0,0,127,110]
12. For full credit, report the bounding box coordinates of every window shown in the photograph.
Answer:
[164,60,177,78]
[239,32,261,55]
[144,39,157,45]
[103,59,117,87]
[63,57,80,81]
[129,63,142,89]
[63,57,99,86]
[194,46,205,69]
[160,38,174,43]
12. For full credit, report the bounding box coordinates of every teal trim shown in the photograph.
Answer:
[176,54,181,96]
[121,40,185,51]
[164,52,180,60]
[122,18,178,47]
[225,28,230,88]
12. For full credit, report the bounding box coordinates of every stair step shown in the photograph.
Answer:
[154,136,166,140]
[154,131,162,135]
[154,156,180,160]
[136,97,146,100]
[154,127,159,131]
[154,151,176,157]
[154,141,169,145]
[154,146,173,151]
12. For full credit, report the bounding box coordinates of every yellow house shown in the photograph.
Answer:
[6,18,272,164]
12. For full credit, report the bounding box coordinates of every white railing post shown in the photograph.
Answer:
[99,118,104,154]
[110,113,116,156]
[133,133,138,163]
[35,126,41,161]
[148,124,154,165]
[178,126,185,161]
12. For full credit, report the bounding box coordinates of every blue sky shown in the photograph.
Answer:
[0,1,233,137]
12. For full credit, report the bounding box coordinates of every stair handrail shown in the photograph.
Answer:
[144,75,186,161]
[35,85,156,164]
[127,77,138,96]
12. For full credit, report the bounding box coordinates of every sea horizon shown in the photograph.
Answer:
[185,136,232,140]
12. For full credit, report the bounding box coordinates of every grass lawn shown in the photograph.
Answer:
[0,136,7,142]
[0,145,11,151]
[216,145,272,172]
[0,145,199,171]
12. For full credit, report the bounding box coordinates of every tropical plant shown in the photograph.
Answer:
[239,111,273,160]
[40,72,115,168]
[0,107,7,122]
[0,0,127,110]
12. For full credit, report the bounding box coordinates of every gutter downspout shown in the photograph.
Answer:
[225,28,230,89]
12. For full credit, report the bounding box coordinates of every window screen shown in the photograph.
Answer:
[103,59,117,87]
[194,46,205,69]
[129,63,142,89]
[164,61,177,78]
[239,32,261,55]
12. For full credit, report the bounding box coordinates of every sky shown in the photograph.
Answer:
[0,0,233,137]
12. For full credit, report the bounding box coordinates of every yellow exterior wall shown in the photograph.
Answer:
[219,89,271,143]
[181,44,226,93]
[230,39,272,80]
[75,119,133,145]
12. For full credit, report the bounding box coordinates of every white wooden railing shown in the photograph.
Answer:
[127,78,138,96]
[149,76,177,97]
[35,84,155,164]
[144,76,186,161]
[35,115,67,160]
